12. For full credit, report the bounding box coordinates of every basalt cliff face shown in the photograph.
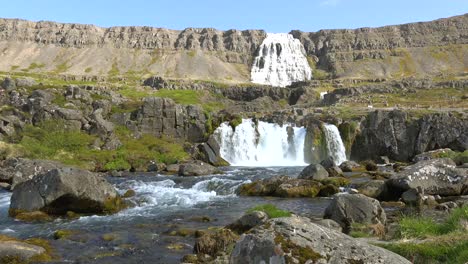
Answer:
[0,14,466,82]
[292,14,468,78]
[0,18,266,82]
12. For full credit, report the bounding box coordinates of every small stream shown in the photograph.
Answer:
[0,166,332,263]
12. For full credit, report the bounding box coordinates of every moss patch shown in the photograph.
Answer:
[275,234,324,263]
[247,204,291,218]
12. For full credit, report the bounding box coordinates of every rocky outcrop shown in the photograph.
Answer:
[112,97,208,143]
[238,176,323,198]
[351,110,468,161]
[324,194,387,233]
[298,163,329,180]
[230,216,410,264]
[9,167,122,217]
[387,158,468,197]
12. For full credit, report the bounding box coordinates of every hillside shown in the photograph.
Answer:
[0,14,467,82]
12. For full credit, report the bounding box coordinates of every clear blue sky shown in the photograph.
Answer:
[1,0,466,32]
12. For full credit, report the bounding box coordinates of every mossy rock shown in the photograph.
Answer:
[318,177,350,187]
[103,196,127,214]
[275,181,322,198]
[53,230,77,240]
[168,228,196,237]
[274,234,324,263]
[319,184,339,197]
[122,190,136,198]
[10,210,52,223]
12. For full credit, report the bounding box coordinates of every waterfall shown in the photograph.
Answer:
[323,124,347,165]
[251,33,312,87]
[214,119,306,166]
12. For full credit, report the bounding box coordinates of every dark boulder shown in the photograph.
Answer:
[324,194,386,233]
[298,163,329,180]
[9,167,122,217]
[226,211,269,234]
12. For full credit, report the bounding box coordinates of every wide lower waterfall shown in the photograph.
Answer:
[214,119,307,166]
[251,33,312,87]
[323,124,347,165]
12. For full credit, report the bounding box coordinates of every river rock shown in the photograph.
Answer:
[226,211,269,234]
[178,161,222,176]
[230,215,410,264]
[324,194,387,233]
[9,167,122,217]
[0,240,46,261]
[387,158,468,197]
[238,176,322,198]
[339,160,360,172]
[194,228,239,257]
[298,164,329,180]
[357,180,388,199]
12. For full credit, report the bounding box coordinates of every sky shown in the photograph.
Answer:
[1,0,466,32]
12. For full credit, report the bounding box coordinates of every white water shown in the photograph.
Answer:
[214,119,307,166]
[251,33,312,87]
[323,124,347,165]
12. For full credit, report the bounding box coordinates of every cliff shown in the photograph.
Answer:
[291,14,468,78]
[0,14,466,81]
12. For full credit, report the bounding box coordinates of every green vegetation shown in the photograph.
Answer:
[247,204,291,218]
[84,67,93,73]
[54,62,70,73]
[187,50,196,58]
[377,206,468,263]
[14,120,189,171]
[436,150,468,165]
[108,62,120,76]
[28,62,46,70]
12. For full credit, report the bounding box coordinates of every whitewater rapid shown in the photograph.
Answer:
[251,33,312,87]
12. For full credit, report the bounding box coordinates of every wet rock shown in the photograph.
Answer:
[324,194,387,233]
[9,167,122,217]
[377,156,390,164]
[238,176,322,198]
[226,211,269,234]
[339,160,360,172]
[363,160,378,171]
[320,156,337,169]
[298,164,329,180]
[387,158,468,197]
[178,161,222,176]
[0,240,45,261]
[166,164,180,174]
[194,228,239,257]
[230,215,410,264]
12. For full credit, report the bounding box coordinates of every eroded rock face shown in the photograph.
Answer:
[9,167,121,216]
[324,194,387,233]
[387,158,468,197]
[351,110,468,162]
[0,158,63,189]
[230,216,410,264]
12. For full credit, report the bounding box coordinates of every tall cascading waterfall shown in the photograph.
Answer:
[214,119,307,166]
[251,33,312,87]
[323,124,347,165]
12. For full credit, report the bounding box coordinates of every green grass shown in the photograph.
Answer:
[247,204,292,218]
[108,62,120,76]
[54,62,70,73]
[28,62,46,70]
[154,89,202,105]
[437,150,468,165]
[84,67,93,73]
[379,237,468,264]
[377,206,468,263]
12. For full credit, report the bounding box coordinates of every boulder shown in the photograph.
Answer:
[413,148,453,162]
[298,164,329,180]
[0,158,63,188]
[311,218,343,232]
[357,180,388,199]
[15,77,37,87]
[324,194,387,233]
[238,176,322,198]
[178,161,222,176]
[0,240,45,261]
[165,164,180,174]
[387,158,468,197]
[9,167,122,217]
[194,229,239,257]
[339,160,360,172]
[320,156,337,169]
[1,77,16,91]
[230,216,410,264]
[226,211,269,234]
